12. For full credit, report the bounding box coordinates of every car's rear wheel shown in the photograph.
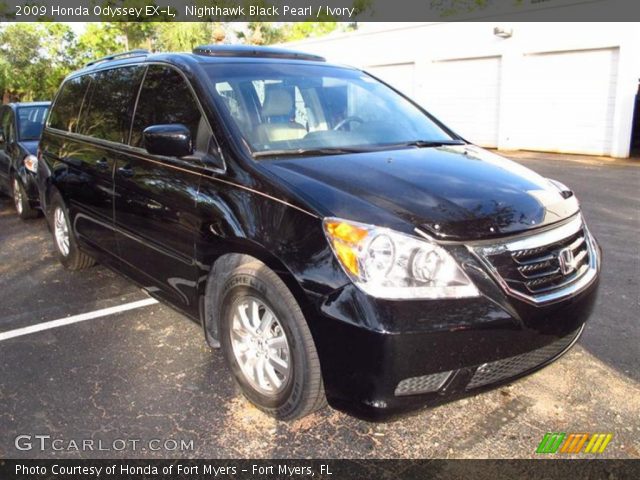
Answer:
[50,193,95,270]
[218,259,326,420]
[12,176,38,220]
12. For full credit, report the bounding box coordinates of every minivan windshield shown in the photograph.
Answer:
[204,63,460,158]
[17,105,48,141]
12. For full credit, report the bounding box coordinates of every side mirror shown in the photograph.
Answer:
[142,124,193,158]
[0,129,5,144]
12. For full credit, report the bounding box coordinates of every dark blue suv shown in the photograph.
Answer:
[0,102,50,219]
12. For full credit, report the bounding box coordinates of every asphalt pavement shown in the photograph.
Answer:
[0,155,638,459]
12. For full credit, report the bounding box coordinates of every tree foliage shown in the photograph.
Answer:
[429,0,526,17]
[0,21,345,101]
[154,23,212,51]
[0,23,78,101]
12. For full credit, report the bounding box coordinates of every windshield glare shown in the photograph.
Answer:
[205,63,455,157]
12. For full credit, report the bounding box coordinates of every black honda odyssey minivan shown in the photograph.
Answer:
[37,46,601,420]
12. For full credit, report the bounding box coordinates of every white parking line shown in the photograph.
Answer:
[0,298,159,342]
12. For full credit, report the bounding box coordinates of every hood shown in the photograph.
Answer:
[18,140,39,156]
[260,145,580,241]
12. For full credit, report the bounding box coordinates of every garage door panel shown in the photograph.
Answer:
[421,57,501,148]
[516,48,618,155]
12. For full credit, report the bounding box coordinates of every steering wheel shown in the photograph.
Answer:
[333,116,364,131]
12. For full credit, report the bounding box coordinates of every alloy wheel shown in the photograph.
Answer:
[230,296,291,395]
[13,179,23,215]
[54,207,70,257]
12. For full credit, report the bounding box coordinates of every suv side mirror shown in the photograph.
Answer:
[143,124,193,158]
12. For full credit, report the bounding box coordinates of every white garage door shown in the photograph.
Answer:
[421,56,501,148]
[515,48,618,156]
[366,63,416,97]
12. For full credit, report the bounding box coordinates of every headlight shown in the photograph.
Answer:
[23,154,38,173]
[323,218,479,299]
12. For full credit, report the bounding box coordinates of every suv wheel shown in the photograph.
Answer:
[218,259,326,420]
[50,193,95,270]
[12,176,38,219]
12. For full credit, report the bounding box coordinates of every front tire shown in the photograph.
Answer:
[12,176,38,220]
[50,193,95,270]
[218,259,326,420]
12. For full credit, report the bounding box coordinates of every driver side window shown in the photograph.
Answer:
[130,65,203,149]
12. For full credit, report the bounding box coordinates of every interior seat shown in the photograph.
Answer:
[255,88,307,143]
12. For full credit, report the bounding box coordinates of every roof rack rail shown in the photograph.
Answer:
[85,49,150,67]
[193,45,325,62]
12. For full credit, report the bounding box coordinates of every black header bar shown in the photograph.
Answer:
[2,0,639,22]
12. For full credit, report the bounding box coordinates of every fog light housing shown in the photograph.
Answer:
[394,371,452,396]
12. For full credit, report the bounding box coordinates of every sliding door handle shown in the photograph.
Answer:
[117,165,135,178]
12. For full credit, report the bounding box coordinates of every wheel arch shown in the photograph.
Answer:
[42,177,64,218]
[199,242,313,348]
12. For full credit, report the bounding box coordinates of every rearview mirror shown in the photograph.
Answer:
[142,124,193,158]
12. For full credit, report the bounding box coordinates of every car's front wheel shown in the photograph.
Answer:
[218,259,326,420]
[12,176,38,220]
[50,193,95,270]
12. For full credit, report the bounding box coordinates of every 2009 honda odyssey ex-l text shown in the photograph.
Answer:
[37,46,601,420]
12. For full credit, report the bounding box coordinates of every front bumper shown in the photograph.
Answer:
[306,227,601,421]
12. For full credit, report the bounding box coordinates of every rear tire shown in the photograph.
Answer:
[12,176,38,220]
[218,259,326,420]
[49,193,95,270]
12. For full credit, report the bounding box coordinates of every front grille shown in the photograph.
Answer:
[395,371,452,396]
[497,229,589,296]
[470,215,598,304]
[466,329,580,390]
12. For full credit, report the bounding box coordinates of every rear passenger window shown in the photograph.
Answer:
[130,65,202,148]
[79,66,144,143]
[48,76,90,132]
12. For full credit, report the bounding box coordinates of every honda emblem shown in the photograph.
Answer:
[558,248,576,275]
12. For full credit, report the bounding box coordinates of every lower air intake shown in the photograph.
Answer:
[466,329,581,390]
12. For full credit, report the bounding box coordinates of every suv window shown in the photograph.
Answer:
[48,76,90,132]
[79,66,144,143]
[17,106,49,141]
[130,65,202,148]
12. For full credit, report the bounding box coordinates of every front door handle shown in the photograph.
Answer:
[117,165,135,178]
[96,158,109,170]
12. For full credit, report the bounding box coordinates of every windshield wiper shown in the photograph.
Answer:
[386,139,467,149]
[253,147,367,159]
[253,140,467,158]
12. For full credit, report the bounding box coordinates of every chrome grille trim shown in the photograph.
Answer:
[468,215,599,305]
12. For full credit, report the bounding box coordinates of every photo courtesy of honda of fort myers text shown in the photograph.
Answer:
[0,0,639,479]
